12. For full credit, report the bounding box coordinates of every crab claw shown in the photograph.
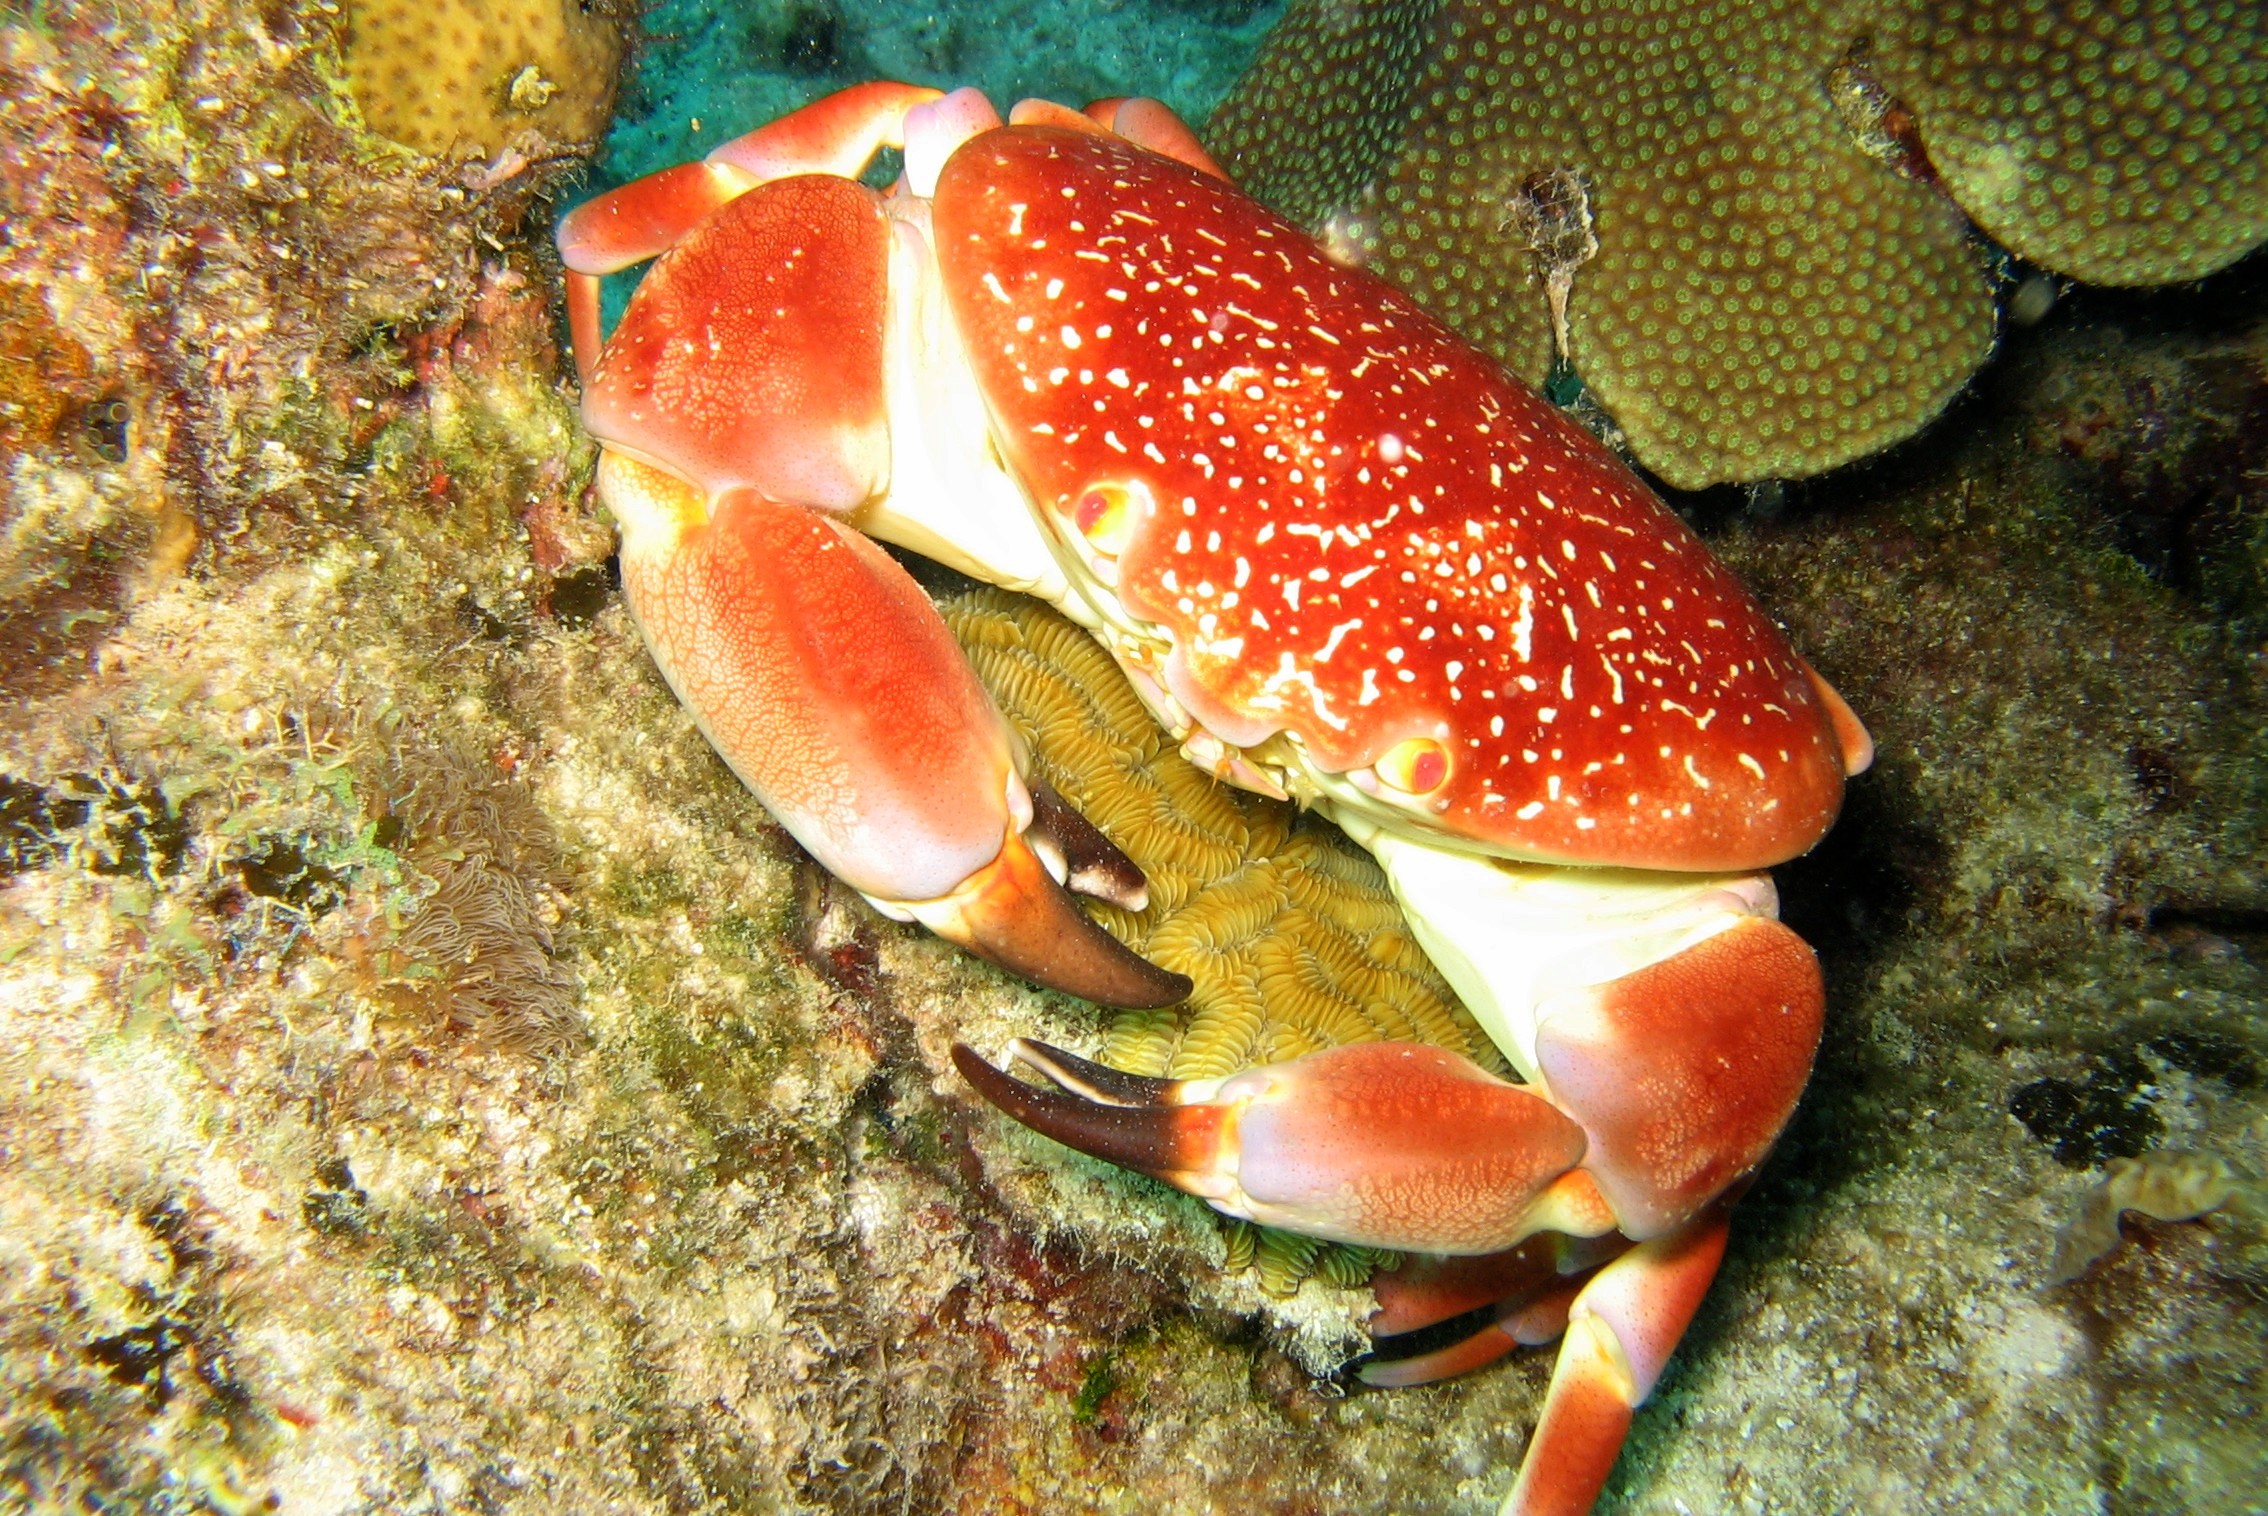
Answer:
[1023,778,1151,911]
[600,455,1186,1010]
[904,829,1189,1008]
[954,1038,1609,1254]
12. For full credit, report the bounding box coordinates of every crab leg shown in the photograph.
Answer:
[1078,97,1231,181]
[1361,1234,1630,1387]
[556,81,944,377]
[1501,1214,1731,1516]
[951,1038,1613,1253]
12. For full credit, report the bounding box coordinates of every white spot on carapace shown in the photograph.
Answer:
[1314,618,1362,661]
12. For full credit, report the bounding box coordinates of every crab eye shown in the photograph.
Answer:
[1374,736,1451,796]
[1072,482,1139,556]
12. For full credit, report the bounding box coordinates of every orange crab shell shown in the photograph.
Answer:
[934,128,1853,875]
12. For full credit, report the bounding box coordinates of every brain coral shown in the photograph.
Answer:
[947,588,1497,1293]
[1209,0,2268,488]
[344,0,624,158]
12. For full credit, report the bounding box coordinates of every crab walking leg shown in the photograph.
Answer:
[1361,1234,1632,1387]
[1500,1213,1731,1516]
[1078,97,1231,181]
[602,454,1188,1009]
[556,81,945,376]
[1360,1277,1594,1388]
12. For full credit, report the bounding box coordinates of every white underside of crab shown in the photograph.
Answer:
[1334,814,1780,1081]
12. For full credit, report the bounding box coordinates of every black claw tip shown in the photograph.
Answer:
[952,1042,1206,1181]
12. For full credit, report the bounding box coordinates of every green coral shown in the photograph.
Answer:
[1210,0,2268,487]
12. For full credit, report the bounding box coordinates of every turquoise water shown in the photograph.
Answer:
[599,0,1282,188]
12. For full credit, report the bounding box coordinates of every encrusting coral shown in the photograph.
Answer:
[344,0,627,159]
[1209,0,2268,489]
[1869,0,2268,287]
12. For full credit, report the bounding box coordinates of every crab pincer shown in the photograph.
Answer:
[562,91,1187,1010]
[953,1037,1606,1252]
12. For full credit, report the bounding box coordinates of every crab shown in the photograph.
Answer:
[557,82,1873,1516]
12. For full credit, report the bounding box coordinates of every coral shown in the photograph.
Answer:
[1208,0,2268,488]
[379,732,587,1057]
[389,852,582,1053]
[1870,0,2268,287]
[343,0,627,158]
[945,587,1487,1293]
[2048,1149,2253,1282]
